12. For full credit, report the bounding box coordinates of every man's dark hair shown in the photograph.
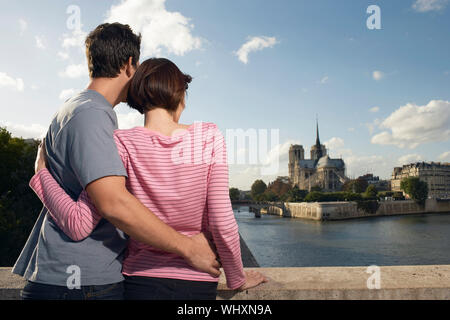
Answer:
[85,23,141,78]
[127,58,192,114]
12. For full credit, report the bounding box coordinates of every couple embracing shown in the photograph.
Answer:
[13,22,266,300]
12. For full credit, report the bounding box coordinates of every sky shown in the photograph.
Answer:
[0,0,449,190]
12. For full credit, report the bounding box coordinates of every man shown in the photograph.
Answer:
[13,23,220,300]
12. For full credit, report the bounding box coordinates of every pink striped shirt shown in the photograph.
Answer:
[30,122,246,289]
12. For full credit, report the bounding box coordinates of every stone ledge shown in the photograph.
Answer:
[1,265,449,300]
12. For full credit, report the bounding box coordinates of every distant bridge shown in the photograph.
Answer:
[232,200,285,218]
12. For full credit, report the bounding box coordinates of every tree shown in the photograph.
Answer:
[285,186,308,202]
[0,128,41,266]
[304,191,324,202]
[342,178,368,194]
[400,177,428,205]
[251,180,267,201]
[229,188,240,201]
[310,185,323,192]
[260,190,279,202]
[266,178,291,199]
[364,185,378,199]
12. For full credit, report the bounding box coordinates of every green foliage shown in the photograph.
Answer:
[342,178,369,194]
[229,188,240,201]
[310,185,323,192]
[0,128,41,266]
[393,192,405,200]
[304,191,324,202]
[364,185,378,199]
[285,186,308,202]
[377,191,394,199]
[400,177,428,205]
[303,191,363,202]
[357,200,380,215]
[251,179,267,200]
[262,190,279,202]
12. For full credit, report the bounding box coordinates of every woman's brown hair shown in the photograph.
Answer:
[127,58,192,114]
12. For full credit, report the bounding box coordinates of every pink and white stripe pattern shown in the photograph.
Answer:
[30,122,246,290]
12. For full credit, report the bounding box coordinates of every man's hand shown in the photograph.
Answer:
[183,233,221,278]
[238,270,268,291]
[35,139,48,173]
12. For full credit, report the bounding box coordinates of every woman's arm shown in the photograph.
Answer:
[30,140,102,241]
[30,168,102,241]
[206,126,267,290]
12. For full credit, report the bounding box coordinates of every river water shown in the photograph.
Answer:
[234,207,450,267]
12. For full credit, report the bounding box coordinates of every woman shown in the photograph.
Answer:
[30,58,266,299]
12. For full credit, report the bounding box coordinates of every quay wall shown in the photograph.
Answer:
[261,199,450,221]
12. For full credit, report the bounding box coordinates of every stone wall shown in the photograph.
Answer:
[261,199,450,221]
[2,266,449,300]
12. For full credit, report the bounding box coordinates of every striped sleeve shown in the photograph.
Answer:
[206,125,246,290]
[29,169,102,241]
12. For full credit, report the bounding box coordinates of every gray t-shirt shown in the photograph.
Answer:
[12,89,128,286]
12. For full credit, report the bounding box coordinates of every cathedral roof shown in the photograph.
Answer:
[298,160,316,169]
[317,155,345,169]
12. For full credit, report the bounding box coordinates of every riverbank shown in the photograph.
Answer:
[261,199,450,221]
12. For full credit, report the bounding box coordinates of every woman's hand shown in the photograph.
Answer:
[35,139,48,173]
[238,270,268,291]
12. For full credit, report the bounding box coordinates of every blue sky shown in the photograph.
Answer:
[0,0,449,189]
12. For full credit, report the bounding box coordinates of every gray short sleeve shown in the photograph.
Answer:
[68,108,127,188]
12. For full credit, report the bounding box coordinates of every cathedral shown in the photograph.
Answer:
[288,121,348,192]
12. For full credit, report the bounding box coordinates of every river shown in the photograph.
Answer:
[234,207,450,267]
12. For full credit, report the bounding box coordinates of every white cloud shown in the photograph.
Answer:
[0,72,24,92]
[371,100,450,149]
[61,29,87,50]
[0,121,46,139]
[58,51,70,60]
[58,28,87,72]
[438,151,450,162]
[412,0,449,12]
[319,75,329,84]
[365,118,381,135]
[261,139,298,167]
[324,137,345,151]
[321,142,392,179]
[18,19,27,35]
[117,111,144,129]
[348,127,355,132]
[235,36,278,64]
[35,36,46,50]
[229,139,298,190]
[369,106,380,113]
[105,0,203,57]
[59,64,88,79]
[345,154,389,179]
[372,70,384,81]
[397,154,424,165]
[59,88,80,101]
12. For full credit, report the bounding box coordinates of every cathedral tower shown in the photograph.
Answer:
[289,144,304,184]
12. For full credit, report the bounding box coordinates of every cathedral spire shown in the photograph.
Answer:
[315,115,321,146]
